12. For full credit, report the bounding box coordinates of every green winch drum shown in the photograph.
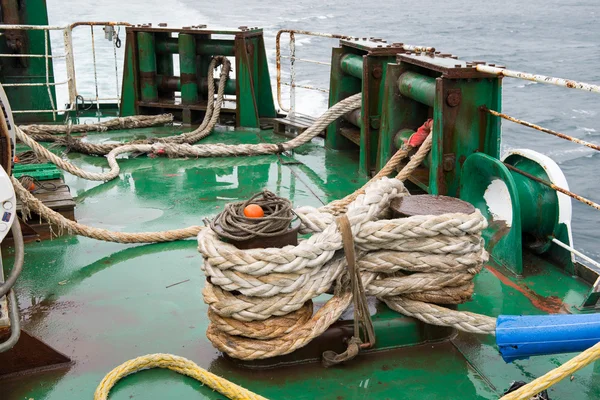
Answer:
[459,149,573,275]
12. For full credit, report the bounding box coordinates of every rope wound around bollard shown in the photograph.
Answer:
[198,178,491,363]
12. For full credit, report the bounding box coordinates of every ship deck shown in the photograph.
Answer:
[2,123,600,399]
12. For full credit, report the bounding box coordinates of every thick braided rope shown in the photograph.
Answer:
[153,93,362,158]
[383,297,496,335]
[9,92,361,244]
[94,353,267,400]
[323,129,433,215]
[20,114,173,135]
[500,341,600,400]
[16,93,361,182]
[200,178,493,360]
[12,176,202,243]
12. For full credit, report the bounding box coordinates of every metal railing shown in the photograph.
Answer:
[0,24,69,119]
[275,29,353,114]
[0,22,131,119]
[69,22,132,114]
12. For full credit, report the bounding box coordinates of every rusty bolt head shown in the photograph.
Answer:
[372,66,383,79]
[246,43,254,54]
[446,91,461,107]
[377,45,382,48]
[370,117,381,130]
[183,26,192,29]
[238,26,248,30]
[158,22,167,27]
[454,64,462,68]
[443,154,456,171]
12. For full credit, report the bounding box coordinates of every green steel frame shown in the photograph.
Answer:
[120,26,276,127]
[379,53,502,196]
[326,39,398,175]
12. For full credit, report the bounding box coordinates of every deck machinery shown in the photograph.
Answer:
[1,19,600,400]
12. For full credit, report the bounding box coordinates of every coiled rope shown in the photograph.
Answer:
[199,175,493,360]
[211,190,294,241]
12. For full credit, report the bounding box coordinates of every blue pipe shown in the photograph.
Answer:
[496,314,600,362]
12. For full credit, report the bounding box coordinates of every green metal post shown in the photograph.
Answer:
[178,33,199,104]
[397,71,436,107]
[119,29,138,117]
[340,54,364,79]
[326,48,362,150]
[137,32,158,102]
[155,33,174,100]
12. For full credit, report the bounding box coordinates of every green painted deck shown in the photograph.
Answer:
[2,124,599,399]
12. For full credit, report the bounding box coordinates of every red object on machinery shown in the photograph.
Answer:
[408,119,433,147]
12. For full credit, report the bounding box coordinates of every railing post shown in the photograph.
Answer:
[289,32,296,116]
[63,27,77,107]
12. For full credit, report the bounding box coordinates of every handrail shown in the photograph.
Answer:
[0,22,131,117]
[482,107,600,152]
[275,29,353,113]
[503,163,600,211]
[476,64,600,94]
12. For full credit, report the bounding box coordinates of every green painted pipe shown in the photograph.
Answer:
[393,128,414,150]
[340,53,364,79]
[156,38,235,56]
[344,108,362,128]
[393,128,431,168]
[137,32,158,102]
[179,34,198,104]
[398,71,436,107]
[200,78,236,96]
[156,75,237,96]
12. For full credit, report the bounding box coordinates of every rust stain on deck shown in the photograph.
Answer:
[485,265,567,314]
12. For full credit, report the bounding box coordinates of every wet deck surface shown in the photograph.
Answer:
[2,125,600,399]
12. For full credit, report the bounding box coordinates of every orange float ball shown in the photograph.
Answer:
[243,204,264,218]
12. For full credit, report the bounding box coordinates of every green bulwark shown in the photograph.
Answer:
[0,0,57,123]
[119,25,276,127]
